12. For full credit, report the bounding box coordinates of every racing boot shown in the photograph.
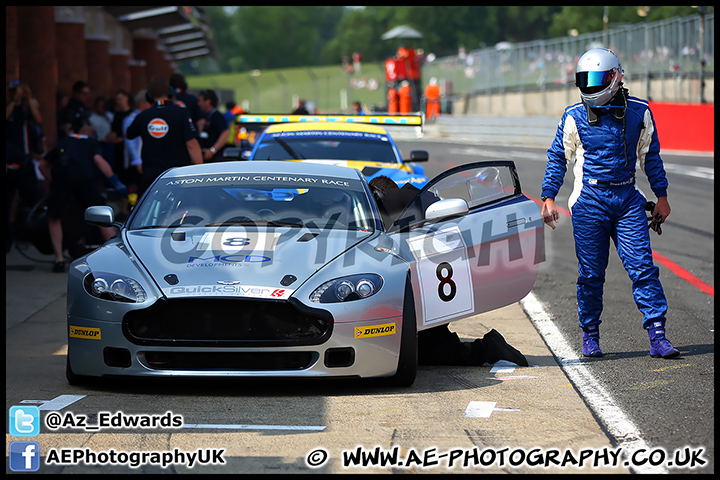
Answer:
[581,325,603,357]
[648,321,680,358]
[472,329,529,367]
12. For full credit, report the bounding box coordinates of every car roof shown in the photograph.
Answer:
[161,158,364,181]
[263,121,390,135]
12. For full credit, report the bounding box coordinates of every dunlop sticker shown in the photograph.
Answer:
[69,326,101,340]
[354,322,396,339]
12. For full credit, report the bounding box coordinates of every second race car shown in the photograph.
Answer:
[233,114,429,188]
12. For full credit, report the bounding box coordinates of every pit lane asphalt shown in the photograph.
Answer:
[6,239,631,473]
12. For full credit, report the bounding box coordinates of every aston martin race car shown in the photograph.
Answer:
[234,114,429,188]
[66,160,541,386]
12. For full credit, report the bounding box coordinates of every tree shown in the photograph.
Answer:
[321,8,388,65]
[203,7,244,73]
[179,6,712,75]
[548,6,705,38]
[211,6,344,71]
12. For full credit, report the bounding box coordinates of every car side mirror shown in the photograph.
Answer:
[425,198,468,222]
[404,150,428,163]
[85,206,120,229]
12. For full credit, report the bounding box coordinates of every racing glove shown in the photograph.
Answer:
[645,201,663,235]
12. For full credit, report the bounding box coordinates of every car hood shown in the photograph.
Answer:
[125,227,372,300]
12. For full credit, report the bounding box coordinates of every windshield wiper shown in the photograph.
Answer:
[272,137,305,160]
[266,220,305,228]
[205,219,305,228]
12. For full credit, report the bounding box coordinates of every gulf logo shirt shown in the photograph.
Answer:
[126,101,199,176]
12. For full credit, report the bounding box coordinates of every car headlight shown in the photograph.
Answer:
[310,274,383,303]
[83,272,147,303]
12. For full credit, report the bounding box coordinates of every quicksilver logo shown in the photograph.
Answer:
[167,285,293,299]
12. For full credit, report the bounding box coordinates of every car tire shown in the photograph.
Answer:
[385,275,418,387]
[66,356,90,385]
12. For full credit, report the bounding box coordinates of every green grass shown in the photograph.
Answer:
[187,63,387,114]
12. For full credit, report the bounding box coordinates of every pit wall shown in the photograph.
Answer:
[453,77,714,152]
[648,102,714,152]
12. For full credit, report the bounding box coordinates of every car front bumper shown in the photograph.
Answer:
[67,312,404,380]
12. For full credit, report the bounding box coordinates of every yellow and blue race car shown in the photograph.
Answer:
[232,114,429,188]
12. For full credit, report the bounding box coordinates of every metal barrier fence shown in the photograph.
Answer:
[423,13,714,105]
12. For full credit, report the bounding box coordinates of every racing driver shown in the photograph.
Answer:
[540,48,679,359]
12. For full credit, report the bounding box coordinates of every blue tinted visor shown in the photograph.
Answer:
[576,70,615,89]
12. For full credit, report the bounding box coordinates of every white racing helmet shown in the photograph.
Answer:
[575,48,624,108]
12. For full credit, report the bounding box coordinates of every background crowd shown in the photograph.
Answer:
[5,73,230,271]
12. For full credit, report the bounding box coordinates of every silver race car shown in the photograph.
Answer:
[67,160,541,386]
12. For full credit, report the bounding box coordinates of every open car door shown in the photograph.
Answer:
[387,161,543,331]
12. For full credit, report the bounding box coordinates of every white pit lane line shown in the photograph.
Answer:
[520,292,667,474]
[662,163,714,180]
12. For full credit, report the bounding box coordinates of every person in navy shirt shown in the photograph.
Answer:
[125,76,202,195]
[197,89,229,162]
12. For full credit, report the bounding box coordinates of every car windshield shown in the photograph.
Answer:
[253,131,399,163]
[129,172,376,231]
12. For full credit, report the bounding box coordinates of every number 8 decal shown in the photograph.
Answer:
[436,262,456,302]
[223,237,251,247]
[406,226,474,325]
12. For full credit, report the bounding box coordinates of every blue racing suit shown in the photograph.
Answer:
[541,94,669,330]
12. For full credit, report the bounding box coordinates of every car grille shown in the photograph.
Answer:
[140,351,317,371]
[123,298,332,347]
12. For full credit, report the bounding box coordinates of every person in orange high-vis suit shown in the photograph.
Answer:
[387,86,398,114]
[424,77,441,119]
[398,81,412,114]
[227,104,244,146]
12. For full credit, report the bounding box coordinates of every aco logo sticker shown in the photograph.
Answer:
[354,322,396,339]
[69,326,101,340]
[148,118,169,138]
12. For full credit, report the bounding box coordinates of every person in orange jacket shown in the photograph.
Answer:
[424,77,441,119]
[398,81,412,114]
[225,102,244,147]
[387,86,398,114]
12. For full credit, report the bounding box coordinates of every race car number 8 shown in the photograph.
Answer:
[406,226,474,325]
[436,262,456,302]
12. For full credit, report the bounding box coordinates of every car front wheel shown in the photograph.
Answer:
[66,356,90,385]
[385,275,417,386]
